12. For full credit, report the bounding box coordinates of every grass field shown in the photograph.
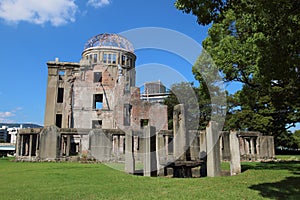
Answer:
[0,156,299,200]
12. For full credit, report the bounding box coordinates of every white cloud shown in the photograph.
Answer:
[0,111,15,118]
[87,0,111,8]
[0,107,22,123]
[0,111,15,123]
[0,0,78,26]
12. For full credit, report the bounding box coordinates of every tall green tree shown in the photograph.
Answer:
[176,0,300,146]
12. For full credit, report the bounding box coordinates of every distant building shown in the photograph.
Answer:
[140,81,170,103]
[0,126,8,143]
[7,126,22,144]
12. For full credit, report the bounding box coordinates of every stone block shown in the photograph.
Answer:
[206,121,221,177]
[39,126,60,161]
[88,129,112,161]
[143,126,157,177]
[173,104,188,161]
[125,130,135,174]
[229,131,241,175]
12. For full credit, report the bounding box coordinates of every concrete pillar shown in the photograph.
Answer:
[29,135,33,157]
[173,104,188,161]
[39,126,60,161]
[44,67,58,127]
[66,135,71,157]
[229,131,241,176]
[268,136,275,158]
[206,121,221,177]
[221,132,230,161]
[189,131,200,160]
[117,135,120,156]
[245,138,250,155]
[255,137,260,157]
[239,137,245,155]
[156,133,165,176]
[20,135,24,156]
[134,136,139,152]
[199,131,207,159]
[16,133,21,156]
[143,126,157,177]
[250,138,255,155]
[113,135,119,156]
[89,130,113,161]
[36,134,40,157]
[25,137,29,156]
[165,135,169,156]
[125,131,135,174]
[119,136,124,154]
[260,136,275,159]
[60,136,64,157]
[259,136,268,159]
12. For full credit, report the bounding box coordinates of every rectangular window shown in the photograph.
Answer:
[94,72,102,83]
[124,104,131,126]
[56,114,62,128]
[112,54,117,64]
[108,54,112,64]
[122,55,126,65]
[58,70,65,80]
[126,56,131,67]
[93,54,98,63]
[58,70,65,76]
[92,120,102,129]
[57,88,64,103]
[103,53,108,63]
[140,119,149,128]
[94,94,103,109]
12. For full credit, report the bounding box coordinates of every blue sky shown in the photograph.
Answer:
[0,0,298,131]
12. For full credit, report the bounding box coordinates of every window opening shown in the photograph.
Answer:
[94,94,103,109]
[140,119,149,128]
[92,120,102,129]
[58,70,65,76]
[124,104,131,126]
[94,72,102,83]
[126,56,131,67]
[56,114,62,128]
[108,54,112,64]
[103,53,108,63]
[58,70,65,80]
[57,88,64,103]
[93,54,98,63]
[112,54,117,64]
[122,55,126,65]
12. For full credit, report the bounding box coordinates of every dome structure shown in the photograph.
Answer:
[84,33,134,53]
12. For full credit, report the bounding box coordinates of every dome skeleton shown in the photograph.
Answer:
[84,33,134,53]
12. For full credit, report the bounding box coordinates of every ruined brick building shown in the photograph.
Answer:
[16,33,168,161]
[45,33,167,131]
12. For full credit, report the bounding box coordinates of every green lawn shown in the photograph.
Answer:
[0,157,299,200]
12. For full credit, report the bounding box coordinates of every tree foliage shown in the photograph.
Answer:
[164,82,211,130]
[176,0,300,146]
[293,130,300,149]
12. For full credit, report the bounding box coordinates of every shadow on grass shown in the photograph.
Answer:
[249,175,300,199]
[241,161,300,173]
[244,161,300,199]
